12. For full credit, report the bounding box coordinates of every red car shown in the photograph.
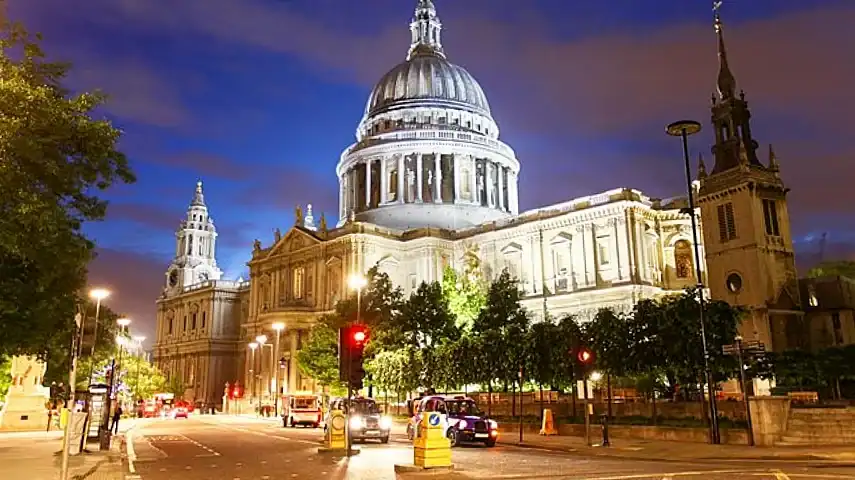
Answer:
[171,406,189,419]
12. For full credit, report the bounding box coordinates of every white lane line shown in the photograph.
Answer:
[585,470,769,480]
[126,425,138,473]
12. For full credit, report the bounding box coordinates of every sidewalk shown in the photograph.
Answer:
[0,429,124,480]
[497,430,855,463]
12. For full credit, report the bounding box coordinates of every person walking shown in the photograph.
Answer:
[111,406,123,434]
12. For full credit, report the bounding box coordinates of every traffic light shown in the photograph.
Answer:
[338,325,370,389]
[575,346,595,374]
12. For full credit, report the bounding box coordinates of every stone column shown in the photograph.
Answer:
[288,330,298,392]
[470,156,478,204]
[497,164,505,211]
[452,153,460,202]
[416,154,423,203]
[614,217,630,281]
[339,176,345,220]
[580,224,595,286]
[365,160,372,209]
[434,153,442,203]
[210,235,216,260]
[509,172,519,214]
[397,155,405,204]
[380,157,387,204]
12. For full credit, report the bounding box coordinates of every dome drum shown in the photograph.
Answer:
[336,148,519,230]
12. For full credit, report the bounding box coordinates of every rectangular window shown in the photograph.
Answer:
[201,311,206,329]
[168,318,173,335]
[762,199,780,236]
[717,202,737,242]
[597,236,610,265]
[832,312,843,345]
[183,316,187,331]
[293,267,305,299]
[191,313,197,329]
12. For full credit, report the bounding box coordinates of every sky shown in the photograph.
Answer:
[12,0,855,346]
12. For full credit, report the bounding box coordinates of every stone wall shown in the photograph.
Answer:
[473,393,747,421]
[496,422,749,446]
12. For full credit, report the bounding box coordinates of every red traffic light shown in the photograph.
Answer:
[353,330,366,343]
[351,326,368,347]
[577,348,594,364]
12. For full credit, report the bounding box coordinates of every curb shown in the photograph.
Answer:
[394,464,455,474]
[498,440,855,464]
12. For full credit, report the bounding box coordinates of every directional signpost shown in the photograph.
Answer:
[722,336,765,446]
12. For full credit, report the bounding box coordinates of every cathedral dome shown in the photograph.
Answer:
[365,53,492,119]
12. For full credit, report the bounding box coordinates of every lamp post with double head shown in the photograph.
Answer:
[272,323,285,417]
[666,119,721,445]
[256,335,268,415]
[86,288,110,384]
[248,342,258,409]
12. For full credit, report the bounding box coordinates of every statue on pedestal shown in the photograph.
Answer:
[0,355,50,431]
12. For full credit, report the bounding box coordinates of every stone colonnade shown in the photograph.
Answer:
[339,152,518,219]
[244,328,304,399]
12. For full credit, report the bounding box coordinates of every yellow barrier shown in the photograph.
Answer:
[539,408,557,436]
[59,408,69,429]
[326,410,346,450]
[413,411,451,468]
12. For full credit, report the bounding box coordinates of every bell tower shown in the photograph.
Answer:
[164,181,223,296]
[697,4,802,351]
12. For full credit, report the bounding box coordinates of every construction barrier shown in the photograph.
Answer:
[413,411,451,468]
[540,408,557,436]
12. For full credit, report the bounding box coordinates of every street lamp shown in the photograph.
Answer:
[255,335,267,416]
[87,288,111,383]
[101,316,130,451]
[666,119,721,445]
[345,273,366,457]
[272,322,285,417]
[132,336,146,405]
[248,342,258,403]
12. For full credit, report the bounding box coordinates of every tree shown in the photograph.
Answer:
[441,258,487,331]
[0,356,10,398]
[397,281,459,390]
[118,354,167,401]
[472,270,531,409]
[807,260,855,280]
[296,317,343,394]
[0,22,135,359]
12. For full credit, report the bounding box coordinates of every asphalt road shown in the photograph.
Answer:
[125,416,855,480]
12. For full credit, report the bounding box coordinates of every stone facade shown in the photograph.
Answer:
[152,1,847,405]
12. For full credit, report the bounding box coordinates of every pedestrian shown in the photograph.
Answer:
[112,406,123,434]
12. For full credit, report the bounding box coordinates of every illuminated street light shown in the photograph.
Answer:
[348,273,367,291]
[87,288,111,381]
[89,289,110,301]
[117,317,131,328]
[590,371,603,382]
[271,323,285,416]
[248,342,258,400]
[256,334,267,345]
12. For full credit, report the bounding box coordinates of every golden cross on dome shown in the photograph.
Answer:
[713,1,723,15]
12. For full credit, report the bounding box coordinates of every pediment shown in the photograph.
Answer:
[501,242,523,255]
[769,279,802,311]
[268,227,322,257]
[377,255,400,267]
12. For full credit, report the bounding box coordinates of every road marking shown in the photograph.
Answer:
[205,422,319,446]
[126,424,138,473]
[585,470,767,480]
[774,471,792,480]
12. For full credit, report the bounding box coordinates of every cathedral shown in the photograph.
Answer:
[153,0,809,408]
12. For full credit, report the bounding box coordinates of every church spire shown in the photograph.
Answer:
[191,180,206,207]
[713,1,737,101]
[407,0,445,60]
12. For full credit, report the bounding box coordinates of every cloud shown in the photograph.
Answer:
[150,152,254,181]
[87,248,167,347]
[105,203,183,232]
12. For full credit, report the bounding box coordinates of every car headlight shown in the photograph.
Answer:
[380,416,392,429]
[349,415,363,430]
[488,420,498,429]
[457,419,468,429]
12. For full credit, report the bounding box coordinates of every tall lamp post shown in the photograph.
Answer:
[248,342,258,409]
[666,119,721,445]
[132,336,146,406]
[272,323,285,417]
[100,317,130,450]
[346,273,367,457]
[256,335,268,416]
[86,288,110,383]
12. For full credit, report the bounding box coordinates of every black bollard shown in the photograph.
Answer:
[600,414,610,447]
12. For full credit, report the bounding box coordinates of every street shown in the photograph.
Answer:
[124,416,855,480]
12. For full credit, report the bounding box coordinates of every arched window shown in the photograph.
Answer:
[675,240,693,279]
